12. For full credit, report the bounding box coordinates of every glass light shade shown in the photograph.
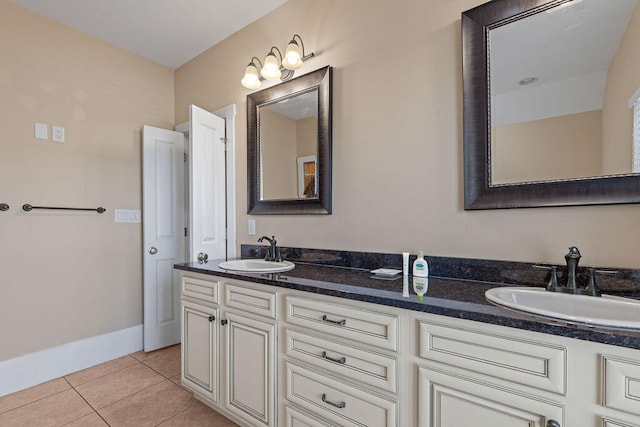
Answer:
[241,63,261,89]
[261,52,281,80]
[282,40,303,70]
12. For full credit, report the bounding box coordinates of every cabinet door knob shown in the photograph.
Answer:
[208,315,215,322]
[221,319,228,326]
[148,247,158,255]
[547,420,561,427]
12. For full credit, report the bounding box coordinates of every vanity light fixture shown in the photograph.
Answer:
[241,34,314,90]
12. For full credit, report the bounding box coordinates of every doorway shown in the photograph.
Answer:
[142,103,236,352]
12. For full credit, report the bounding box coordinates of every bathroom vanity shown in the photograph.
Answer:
[174,256,640,427]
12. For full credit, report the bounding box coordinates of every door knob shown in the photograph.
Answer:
[197,252,209,263]
[547,420,561,427]
[148,247,158,255]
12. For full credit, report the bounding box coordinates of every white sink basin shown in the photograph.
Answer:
[485,287,640,329]
[218,259,295,273]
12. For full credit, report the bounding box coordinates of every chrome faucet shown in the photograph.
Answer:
[257,235,282,262]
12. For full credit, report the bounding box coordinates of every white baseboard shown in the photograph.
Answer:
[0,324,143,397]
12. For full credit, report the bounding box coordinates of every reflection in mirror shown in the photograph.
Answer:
[462,0,640,209]
[490,0,639,185]
[259,90,318,200]
[247,66,332,214]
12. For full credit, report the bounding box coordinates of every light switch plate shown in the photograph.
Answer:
[115,209,141,223]
[35,122,48,140]
[248,219,256,235]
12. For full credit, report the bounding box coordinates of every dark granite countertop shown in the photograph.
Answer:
[175,258,640,351]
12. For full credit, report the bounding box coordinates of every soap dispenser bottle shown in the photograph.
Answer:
[413,251,429,277]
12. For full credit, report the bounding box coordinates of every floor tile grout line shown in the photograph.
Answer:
[90,377,171,415]
[141,359,181,380]
[0,385,74,417]
[63,356,141,388]
[61,377,113,426]
[151,399,201,427]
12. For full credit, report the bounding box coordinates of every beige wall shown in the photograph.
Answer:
[492,110,603,184]
[0,1,174,361]
[602,1,640,175]
[175,0,640,270]
[296,116,317,157]
[260,108,298,199]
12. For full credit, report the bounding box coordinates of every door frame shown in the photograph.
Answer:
[176,103,237,260]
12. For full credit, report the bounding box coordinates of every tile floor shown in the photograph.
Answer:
[0,345,239,426]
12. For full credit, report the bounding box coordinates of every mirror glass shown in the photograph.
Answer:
[247,66,332,215]
[259,90,319,200]
[462,0,640,209]
[489,0,639,185]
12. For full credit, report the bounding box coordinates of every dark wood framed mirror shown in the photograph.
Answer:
[462,0,640,209]
[247,66,332,214]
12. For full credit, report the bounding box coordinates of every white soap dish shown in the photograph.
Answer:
[370,268,402,277]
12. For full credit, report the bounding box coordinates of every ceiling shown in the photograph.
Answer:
[9,0,289,69]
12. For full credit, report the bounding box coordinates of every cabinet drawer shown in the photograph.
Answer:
[418,319,567,395]
[285,296,398,351]
[603,355,640,416]
[603,418,638,427]
[181,276,219,303]
[285,405,338,427]
[286,329,397,393]
[286,362,397,427]
[224,282,277,319]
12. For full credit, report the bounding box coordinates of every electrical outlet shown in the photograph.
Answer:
[52,126,65,143]
[248,219,256,235]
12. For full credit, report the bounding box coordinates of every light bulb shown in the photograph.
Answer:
[261,52,281,80]
[241,62,261,89]
[282,39,303,70]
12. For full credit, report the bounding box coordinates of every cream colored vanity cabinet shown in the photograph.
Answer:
[415,315,567,427]
[181,273,278,427]
[181,276,220,403]
[412,313,640,427]
[282,295,401,427]
[599,351,640,426]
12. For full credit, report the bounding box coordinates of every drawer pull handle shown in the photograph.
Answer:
[321,351,346,364]
[321,393,346,409]
[322,315,346,326]
[547,421,561,427]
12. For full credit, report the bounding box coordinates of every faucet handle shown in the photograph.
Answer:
[584,268,601,297]
[533,265,560,292]
[584,268,617,297]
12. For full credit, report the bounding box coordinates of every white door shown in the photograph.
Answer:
[142,125,185,351]
[189,105,227,262]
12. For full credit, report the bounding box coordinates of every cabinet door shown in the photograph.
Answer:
[223,311,276,427]
[181,300,218,402]
[418,365,564,427]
